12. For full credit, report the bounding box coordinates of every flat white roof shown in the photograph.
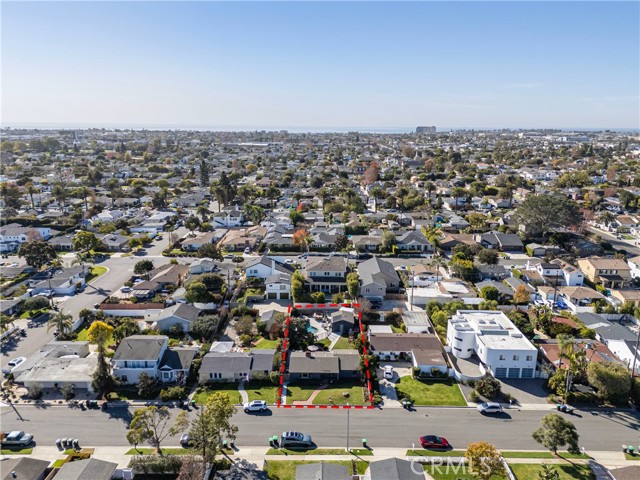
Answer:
[451,310,536,352]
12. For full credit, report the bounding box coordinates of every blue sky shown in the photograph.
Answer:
[2,1,639,130]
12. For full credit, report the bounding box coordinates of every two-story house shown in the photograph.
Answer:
[357,257,400,300]
[304,256,348,294]
[577,257,632,289]
[112,335,197,384]
[245,255,295,279]
[213,207,244,228]
[0,223,53,253]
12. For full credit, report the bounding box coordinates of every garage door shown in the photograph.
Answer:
[494,368,507,378]
[280,292,289,299]
[267,293,277,299]
[521,368,534,378]
[508,368,521,378]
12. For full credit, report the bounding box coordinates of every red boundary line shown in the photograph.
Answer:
[277,303,375,408]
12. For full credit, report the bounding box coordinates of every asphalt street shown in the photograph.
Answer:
[1,404,638,451]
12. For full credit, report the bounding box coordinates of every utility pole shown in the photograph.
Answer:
[346,403,350,452]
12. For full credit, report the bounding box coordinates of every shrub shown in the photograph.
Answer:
[566,391,599,405]
[28,384,43,399]
[159,386,187,402]
[631,377,640,406]
[269,371,280,385]
[469,390,480,402]
[412,367,421,378]
[129,455,184,475]
[476,376,501,399]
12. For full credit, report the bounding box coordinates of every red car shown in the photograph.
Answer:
[420,435,450,449]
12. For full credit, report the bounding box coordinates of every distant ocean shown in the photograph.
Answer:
[2,123,638,133]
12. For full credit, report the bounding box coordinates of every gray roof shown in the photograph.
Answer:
[249,350,276,372]
[288,351,339,374]
[0,457,50,480]
[577,313,637,342]
[305,256,347,273]
[113,335,167,361]
[201,352,252,374]
[296,462,350,480]
[54,458,118,480]
[160,347,198,371]
[401,311,432,327]
[358,257,400,287]
[369,458,425,480]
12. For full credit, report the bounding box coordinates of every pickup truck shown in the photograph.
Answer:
[1,431,34,447]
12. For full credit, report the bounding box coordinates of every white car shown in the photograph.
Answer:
[383,365,394,380]
[120,286,132,293]
[35,290,54,298]
[477,402,503,415]
[2,357,26,374]
[284,258,294,264]
[243,400,267,413]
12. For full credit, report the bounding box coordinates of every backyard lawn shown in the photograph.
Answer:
[193,384,242,404]
[75,323,114,345]
[86,266,108,283]
[283,383,316,403]
[253,338,279,349]
[395,377,467,406]
[264,460,368,480]
[509,464,594,480]
[245,381,278,404]
[312,382,367,405]
[331,336,355,350]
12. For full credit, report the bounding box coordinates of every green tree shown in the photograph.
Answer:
[346,272,360,300]
[73,231,101,252]
[532,413,580,454]
[289,210,305,227]
[127,406,189,455]
[60,383,75,401]
[480,285,500,301]
[538,464,561,480]
[191,315,219,340]
[199,158,210,187]
[89,321,116,393]
[112,317,141,343]
[334,234,349,251]
[134,259,155,275]
[291,270,305,302]
[310,291,326,303]
[188,392,238,468]
[47,310,73,336]
[381,231,396,253]
[465,441,505,480]
[586,362,631,402]
[514,194,582,239]
[18,240,57,269]
[184,216,200,234]
[185,282,213,303]
[137,373,158,398]
[450,258,476,281]
[286,317,316,350]
[198,242,222,260]
[22,296,50,313]
[477,249,499,265]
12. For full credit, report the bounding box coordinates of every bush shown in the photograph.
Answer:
[385,311,402,327]
[238,334,252,346]
[269,371,280,385]
[469,390,480,402]
[129,455,184,475]
[476,376,502,399]
[566,391,599,405]
[28,384,43,399]
[412,367,421,378]
[159,386,187,402]
[631,377,640,406]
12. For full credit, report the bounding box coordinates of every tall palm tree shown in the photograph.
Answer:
[72,251,95,276]
[557,334,586,401]
[431,255,446,283]
[25,182,38,211]
[47,310,73,336]
[196,204,210,222]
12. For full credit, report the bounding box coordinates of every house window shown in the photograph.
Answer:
[513,355,519,361]
[301,373,310,379]
[209,373,222,379]
[121,375,128,382]
[526,355,533,361]
[365,288,370,293]
[324,272,330,276]
[499,355,505,361]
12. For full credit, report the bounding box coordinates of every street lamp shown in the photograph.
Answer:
[47,271,54,309]
[346,403,350,452]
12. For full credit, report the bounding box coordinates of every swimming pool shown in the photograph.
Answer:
[306,322,318,334]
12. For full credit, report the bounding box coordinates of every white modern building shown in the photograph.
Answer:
[447,310,537,379]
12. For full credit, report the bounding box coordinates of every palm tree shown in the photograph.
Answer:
[597,211,616,228]
[196,204,210,222]
[113,318,141,344]
[25,182,38,211]
[72,251,94,276]
[47,310,73,336]
[431,255,445,283]
[450,187,466,210]
[557,334,586,401]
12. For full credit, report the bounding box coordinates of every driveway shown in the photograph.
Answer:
[376,362,413,407]
[498,378,550,405]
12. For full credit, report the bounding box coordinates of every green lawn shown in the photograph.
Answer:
[1,447,33,455]
[407,449,466,457]
[424,464,507,480]
[331,336,355,350]
[107,388,159,401]
[76,324,114,345]
[501,451,590,459]
[510,464,594,480]
[126,447,234,456]
[312,382,367,405]
[86,266,107,283]
[395,377,467,406]
[266,448,372,456]
[52,459,66,468]
[193,384,242,404]
[391,325,404,334]
[283,383,316,403]
[264,460,367,480]
[20,308,48,319]
[245,381,278,404]
[625,452,639,460]
[316,338,331,348]
[253,338,279,349]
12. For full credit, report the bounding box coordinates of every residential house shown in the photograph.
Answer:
[0,223,52,252]
[245,255,295,279]
[54,458,118,480]
[304,256,348,294]
[266,273,292,300]
[366,458,426,480]
[0,458,50,480]
[29,266,86,296]
[358,257,401,300]
[182,231,218,251]
[99,233,130,252]
[475,280,513,302]
[199,350,276,383]
[286,350,360,382]
[627,255,640,279]
[296,463,349,480]
[213,207,244,228]
[188,257,219,275]
[331,307,356,334]
[112,335,197,384]
[395,230,433,252]
[474,232,524,252]
[219,226,266,251]
[367,333,448,375]
[475,264,509,281]
[146,303,202,333]
[577,257,632,289]
[48,234,74,251]
[447,310,537,379]
[537,339,623,373]
[401,311,433,334]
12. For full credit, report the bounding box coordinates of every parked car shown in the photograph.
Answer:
[419,435,450,449]
[284,258,294,264]
[180,434,190,447]
[476,402,503,415]
[120,286,132,293]
[223,254,234,259]
[243,400,267,413]
[35,290,54,298]
[2,357,26,374]
[383,365,394,380]
[1,431,34,447]
[244,247,251,254]
[280,431,313,448]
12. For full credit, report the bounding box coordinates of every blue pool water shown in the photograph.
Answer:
[306,322,318,334]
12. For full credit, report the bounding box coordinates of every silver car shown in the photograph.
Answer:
[243,400,267,413]
[477,402,503,414]
[281,431,312,448]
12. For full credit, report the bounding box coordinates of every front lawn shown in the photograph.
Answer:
[264,460,367,480]
[107,388,159,401]
[76,323,114,345]
[283,383,316,403]
[424,464,507,480]
[407,449,466,457]
[312,382,367,405]
[245,381,278,404]
[86,266,107,283]
[266,448,372,456]
[331,336,355,350]
[253,338,279,349]
[20,308,48,319]
[1,447,33,455]
[500,451,590,459]
[395,377,467,406]
[510,464,594,480]
[126,447,234,456]
[193,384,242,404]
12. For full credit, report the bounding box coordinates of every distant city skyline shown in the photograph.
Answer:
[2,1,639,129]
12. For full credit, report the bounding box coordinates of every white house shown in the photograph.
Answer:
[188,258,219,275]
[112,335,197,384]
[628,255,640,279]
[447,310,537,379]
[0,223,52,252]
[265,273,291,300]
[245,255,295,279]
[213,207,244,228]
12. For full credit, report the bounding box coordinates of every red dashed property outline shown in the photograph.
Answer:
[277,303,375,410]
